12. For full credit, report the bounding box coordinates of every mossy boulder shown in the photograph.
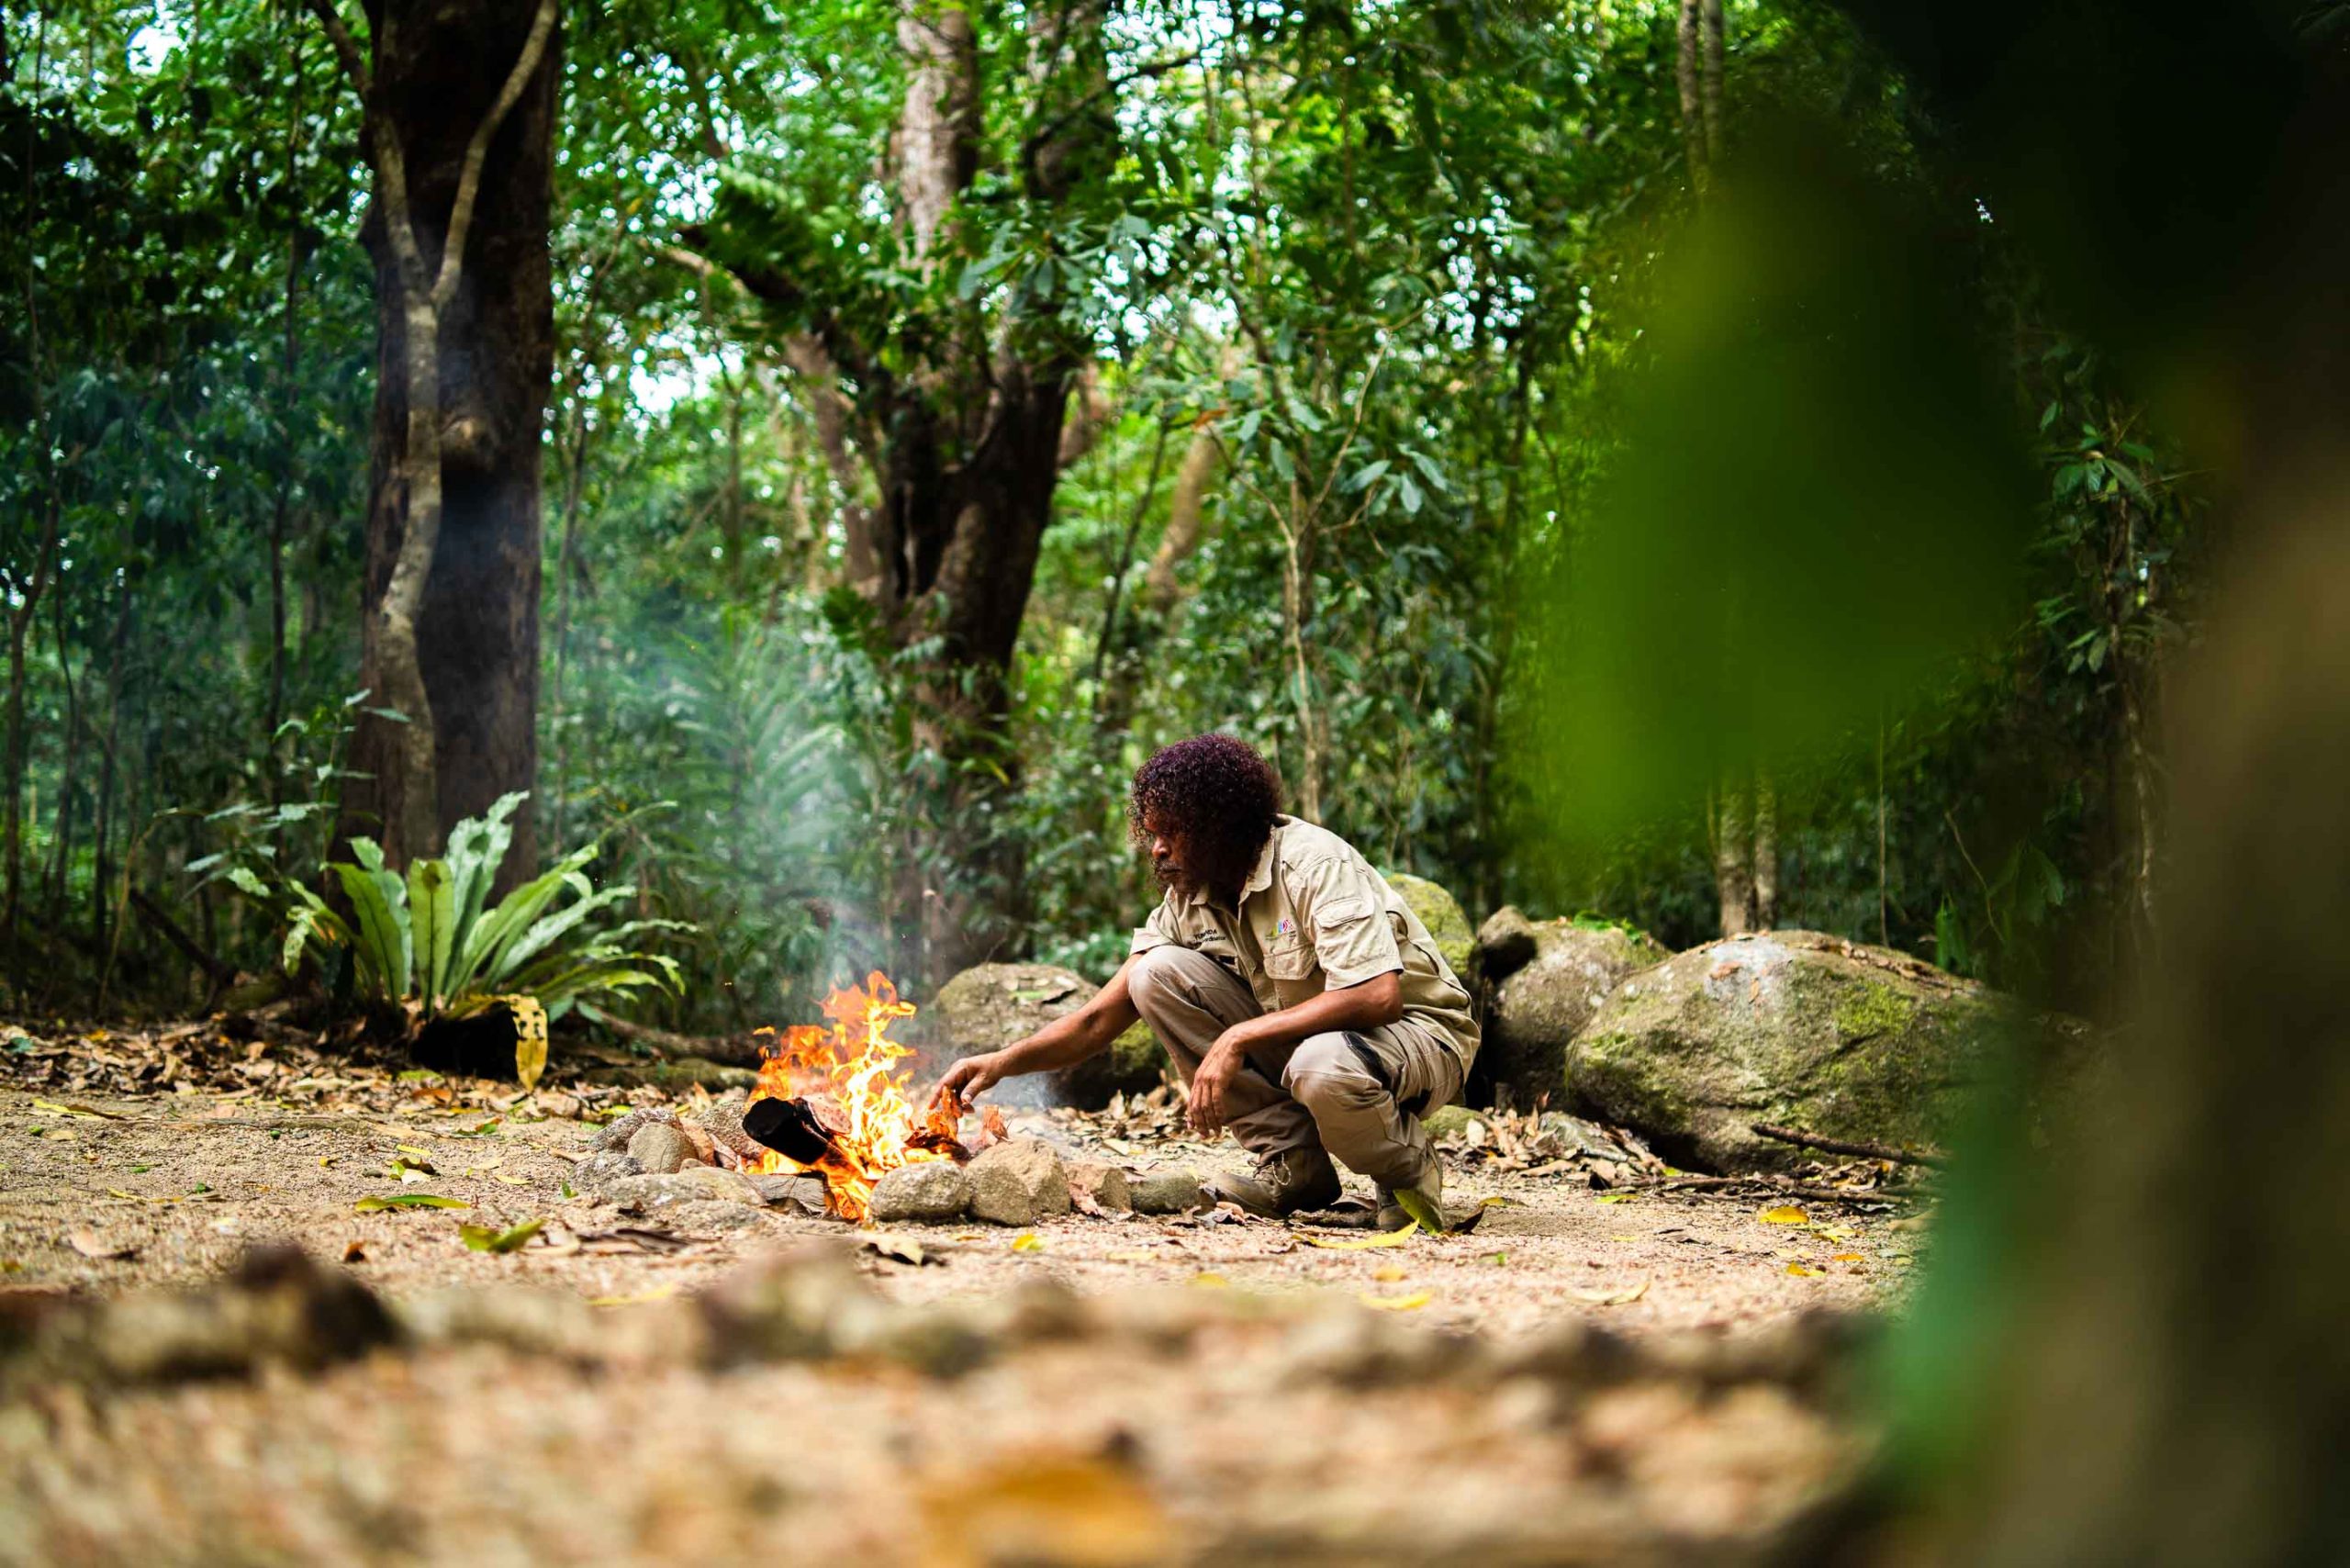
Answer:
[1382,872,1475,976]
[919,963,1161,1110]
[1565,930,2021,1170]
[1472,907,1671,1107]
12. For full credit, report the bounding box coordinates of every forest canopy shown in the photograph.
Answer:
[2,0,2196,1025]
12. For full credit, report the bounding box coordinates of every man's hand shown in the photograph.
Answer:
[934,1051,1006,1109]
[1187,1035,1249,1136]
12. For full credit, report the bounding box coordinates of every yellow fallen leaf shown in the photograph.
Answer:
[588,1284,678,1308]
[1595,1193,1637,1204]
[319,1156,334,1169]
[397,1144,433,1159]
[1301,1223,1416,1250]
[1760,1205,1809,1225]
[1190,1271,1228,1288]
[1371,1263,1408,1282]
[1105,1249,1159,1263]
[1569,1278,1650,1306]
[1011,1233,1045,1253]
[33,1099,120,1120]
[1814,1223,1854,1240]
[489,1173,531,1187]
[1360,1291,1433,1312]
[1786,1262,1824,1277]
[1831,1251,1867,1263]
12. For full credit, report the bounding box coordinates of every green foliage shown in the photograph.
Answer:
[227,793,685,1021]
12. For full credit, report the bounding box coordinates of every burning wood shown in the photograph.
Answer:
[738,972,966,1222]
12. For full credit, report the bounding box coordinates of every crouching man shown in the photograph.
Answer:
[933,734,1478,1227]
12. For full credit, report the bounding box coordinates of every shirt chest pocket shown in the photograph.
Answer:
[1262,936,1317,983]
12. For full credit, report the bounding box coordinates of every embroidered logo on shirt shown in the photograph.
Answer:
[1275,916,1297,937]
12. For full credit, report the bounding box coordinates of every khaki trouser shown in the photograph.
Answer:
[1126,944,1463,1189]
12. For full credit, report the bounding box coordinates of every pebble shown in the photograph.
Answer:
[593,1105,677,1154]
[869,1160,972,1223]
[749,1173,829,1212]
[1065,1159,1132,1212]
[627,1122,698,1175]
[1129,1168,1204,1215]
[603,1168,766,1210]
[573,1151,643,1188]
[966,1137,1071,1226]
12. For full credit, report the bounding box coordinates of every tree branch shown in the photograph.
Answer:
[433,0,559,314]
[300,0,367,95]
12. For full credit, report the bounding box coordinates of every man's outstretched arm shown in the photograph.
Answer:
[932,955,1144,1104]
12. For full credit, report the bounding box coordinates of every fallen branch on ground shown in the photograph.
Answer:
[1648,1174,1909,1206]
[583,1008,768,1068]
[1750,1122,1946,1169]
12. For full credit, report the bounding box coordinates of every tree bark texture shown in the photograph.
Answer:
[339,0,556,888]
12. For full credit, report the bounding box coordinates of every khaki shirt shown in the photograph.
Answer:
[1129,816,1480,1063]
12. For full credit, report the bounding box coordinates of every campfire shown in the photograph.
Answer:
[738,971,967,1222]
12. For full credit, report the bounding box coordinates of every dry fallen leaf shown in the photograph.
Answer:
[1595,1193,1637,1204]
[1786,1261,1824,1277]
[1831,1251,1867,1263]
[1360,1291,1433,1312]
[587,1284,679,1308]
[1011,1232,1045,1253]
[1301,1223,1416,1251]
[916,1452,1168,1568]
[865,1235,936,1267]
[67,1228,135,1261]
[458,1217,545,1254]
[1568,1278,1650,1306]
[342,1239,368,1264]
[1191,1271,1229,1288]
[1371,1263,1408,1282]
[1759,1204,1809,1225]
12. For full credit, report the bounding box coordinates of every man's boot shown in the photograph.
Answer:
[1376,1159,1444,1232]
[1205,1145,1342,1217]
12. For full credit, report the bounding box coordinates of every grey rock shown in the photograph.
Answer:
[1129,1168,1204,1215]
[592,1104,677,1153]
[627,1122,698,1175]
[868,1160,973,1223]
[1567,930,2052,1170]
[1065,1159,1132,1213]
[1382,872,1475,977]
[965,1137,1071,1226]
[1422,1104,1479,1140]
[1476,912,1670,1105]
[572,1150,643,1188]
[602,1167,767,1210]
[748,1173,830,1212]
[918,964,1161,1110]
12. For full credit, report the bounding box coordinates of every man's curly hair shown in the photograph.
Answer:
[1129,734,1284,899]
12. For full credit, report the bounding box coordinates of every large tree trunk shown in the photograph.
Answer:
[336,0,555,888]
[715,0,1112,984]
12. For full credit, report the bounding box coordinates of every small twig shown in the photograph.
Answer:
[1751,1122,1947,1169]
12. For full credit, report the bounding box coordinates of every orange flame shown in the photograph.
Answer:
[744,971,958,1222]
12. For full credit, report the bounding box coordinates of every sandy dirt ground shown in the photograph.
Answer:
[0,1018,1930,1565]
